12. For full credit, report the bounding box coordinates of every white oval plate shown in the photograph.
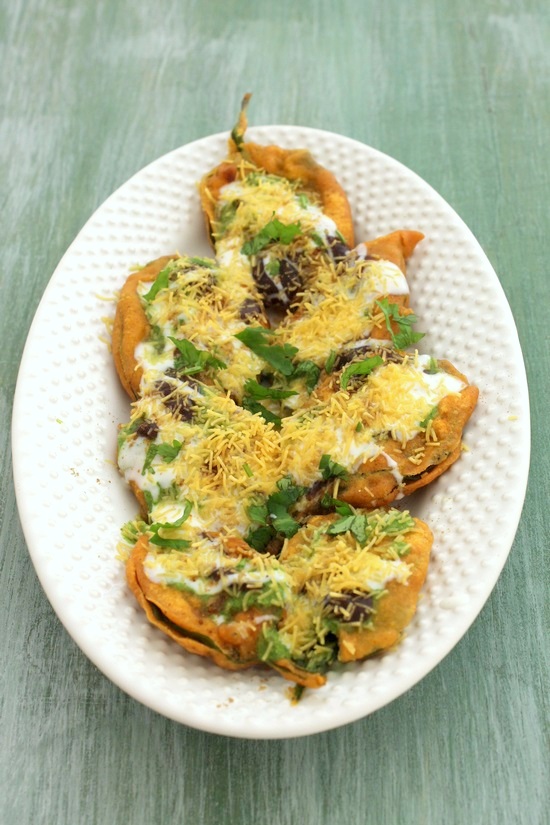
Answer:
[12,127,530,739]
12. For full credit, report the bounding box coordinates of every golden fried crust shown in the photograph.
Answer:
[127,535,329,688]
[337,519,433,662]
[363,230,424,339]
[280,513,433,665]
[127,535,262,671]
[368,230,425,332]
[270,660,327,689]
[112,256,175,399]
[339,365,479,509]
[365,230,425,274]
[199,145,355,248]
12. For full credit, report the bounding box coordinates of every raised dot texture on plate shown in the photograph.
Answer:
[11,126,530,739]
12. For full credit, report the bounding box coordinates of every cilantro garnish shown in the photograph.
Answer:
[142,440,182,474]
[241,397,282,428]
[245,477,306,551]
[241,218,302,256]
[319,494,370,544]
[427,356,439,374]
[419,406,438,429]
[376,299,425,349]
[310,232,325,248]
[215,202,238,237]
[297,193,310,209]
[258,625,290,663]
[169,336,226,375]
[148,324,166,354]
[243,379,297,401]
[187,256,216,269]
[235,329,320,395]
[380,511,415,535]
[325,350,337,374]
[290,359,320,394]
[327,512,369,546]
[142,266,171,302]
[120,518,147,545]
[267,477,305,536]
[241,378,299,427]
[319,454,348,481]
[319,494,354,516]
[148,500,193,550]
[340,356,384,390]
[265,259,281,276]
[245,525,275,553]
[320,500,414,547]
[234,327,298,375]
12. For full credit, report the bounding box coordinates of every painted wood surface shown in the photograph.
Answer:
[1,1,548,823]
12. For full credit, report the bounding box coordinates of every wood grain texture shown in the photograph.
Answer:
[1,0,548,823]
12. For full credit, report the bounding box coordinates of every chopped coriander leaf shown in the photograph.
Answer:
[265,259,281,276]
[297,193,310,209]
[269,509,300,538]
[120,518,147,545]
[142,266,171,302]
[258,626,290,663]
[215,202,238,236]
[320,494,355,517]
[155,441,183,462]
[427,356,439,374]
[376,298,425,349]
[335,229,347,244]
[245,478,304,548]
[152,500,193,529]
[148,324,166,354]
[241,218,302,256]
[243,463,254,478]
[290,360,320,393]
[242,396,282,427]
[149,534,190,550]
[124,417,146,436]
[319,454,348,480]
[276,475,305,498]
[391,539,411,556]
[247,503,269,524]
[169,337,226,375]
[340,355,384,390]
[148,500,193,549]
[419,406,438,429]
[243,379,297,401]
[245,525,275,553]
[327,512,369,545]
[234,327,298,376]
[380,511,415,535]
[142,439,183,474]
[310,232,325,247]
[355,422,364,432]
[325,350,337,374]
[267,481,304,537]
[188,256,216,269]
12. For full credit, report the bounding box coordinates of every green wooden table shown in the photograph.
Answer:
[1,1,547,822]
